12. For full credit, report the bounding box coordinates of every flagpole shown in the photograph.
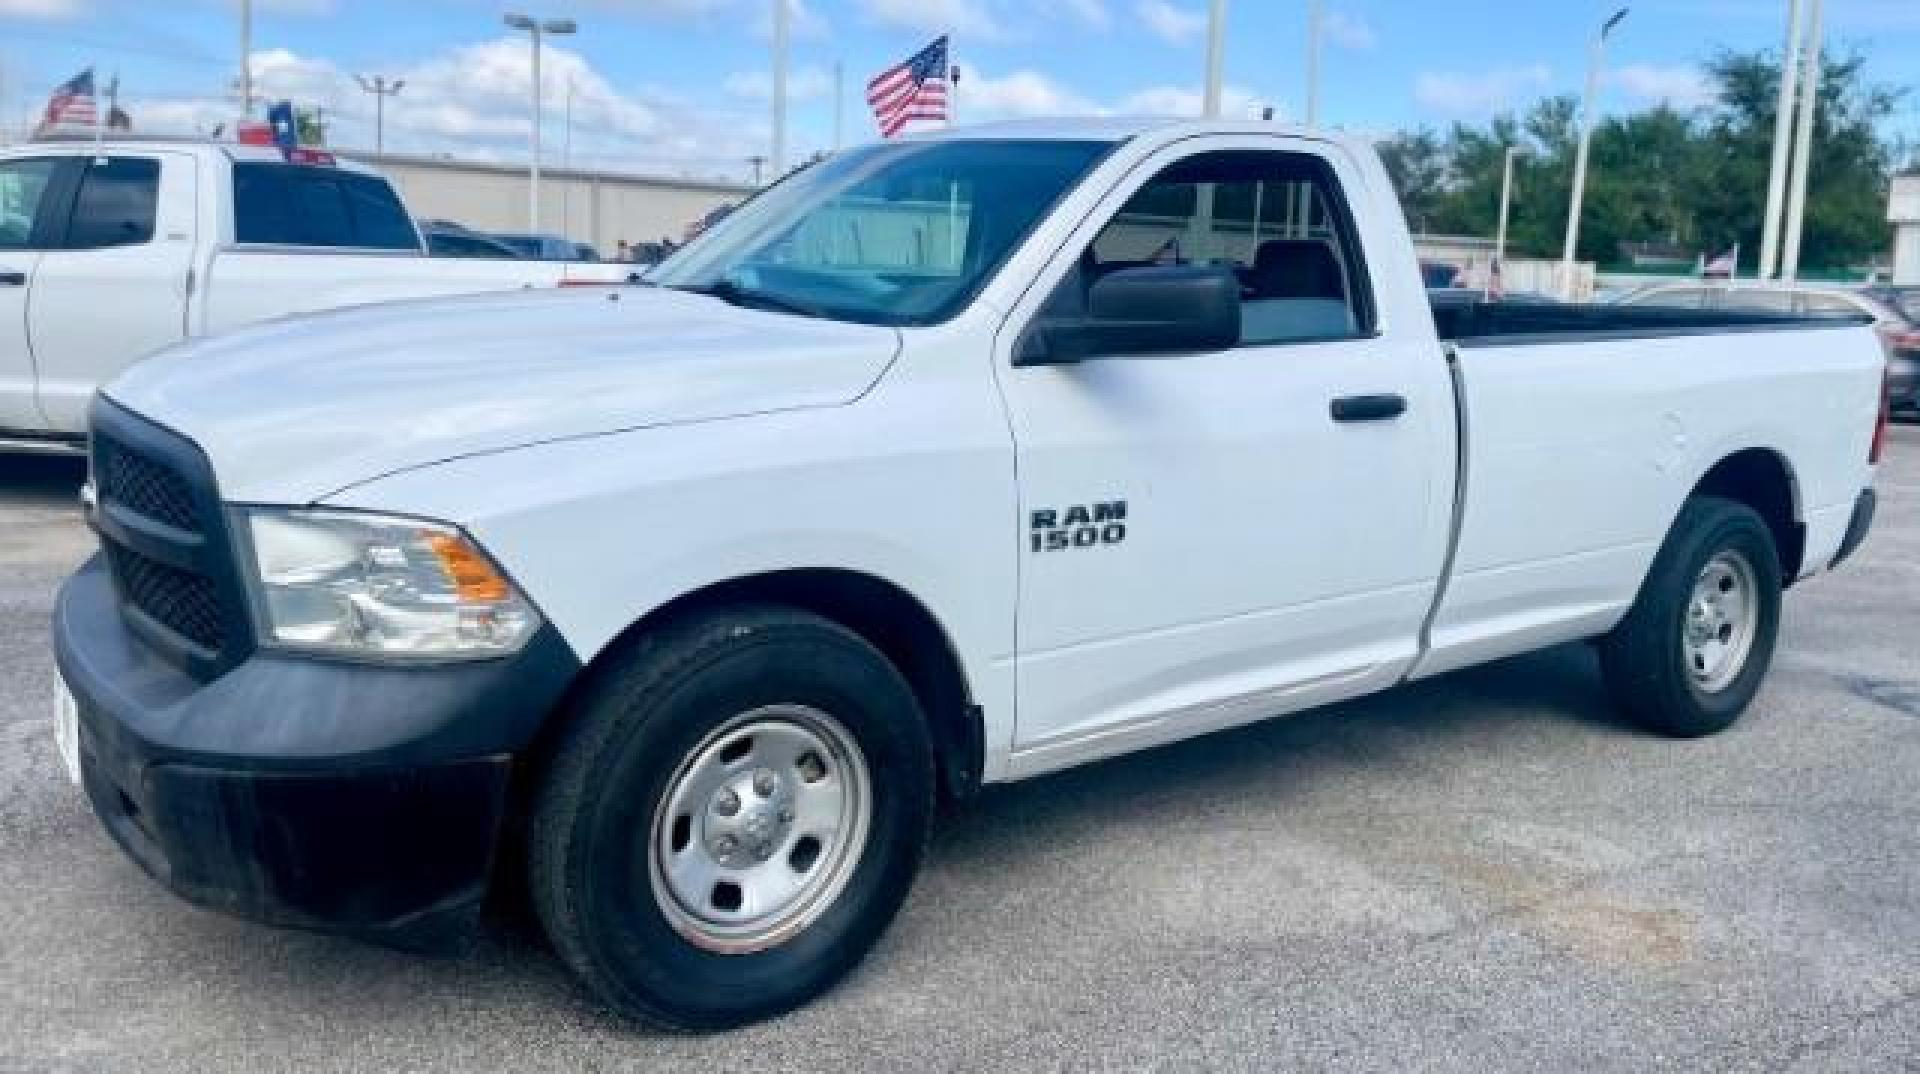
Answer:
[239,0,253,121]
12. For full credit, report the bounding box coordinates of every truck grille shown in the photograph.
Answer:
[107,544,228,652]
[89,401,252,680]
[97,439,200,532]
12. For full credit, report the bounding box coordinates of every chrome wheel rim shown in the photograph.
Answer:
[1684,549,1759,693]
[648,705,871,954]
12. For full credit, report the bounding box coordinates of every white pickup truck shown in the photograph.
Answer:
[53,119,1886,1030]
[0,138,631,446]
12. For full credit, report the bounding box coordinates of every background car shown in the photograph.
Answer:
[1619,281,1918,417]
[421,222,525,259]
[490,232,596,261]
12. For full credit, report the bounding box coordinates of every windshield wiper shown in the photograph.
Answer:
[671,279,826,320]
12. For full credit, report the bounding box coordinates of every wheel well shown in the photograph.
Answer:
[1691,449,1803,581]
[577,569,983,803]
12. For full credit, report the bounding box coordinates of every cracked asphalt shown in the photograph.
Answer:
[2,427,1916,1072]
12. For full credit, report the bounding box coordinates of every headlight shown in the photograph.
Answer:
[241,508,540,660]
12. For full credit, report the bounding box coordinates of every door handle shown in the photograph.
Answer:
[0,271,24,287]
[1330,393,1407,422]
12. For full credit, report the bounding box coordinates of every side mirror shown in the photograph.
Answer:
[1016,264,1242,366]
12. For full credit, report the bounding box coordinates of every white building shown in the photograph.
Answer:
[361,150,753,256]
[1892,173,1920,286]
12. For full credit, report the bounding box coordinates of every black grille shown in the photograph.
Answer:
[107,546,227,652]
[88,410,248,677]
[99,440,200,533]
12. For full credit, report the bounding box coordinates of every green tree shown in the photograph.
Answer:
[1374,48,1909,270]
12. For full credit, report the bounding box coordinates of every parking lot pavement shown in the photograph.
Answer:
[1,430,1916,1072]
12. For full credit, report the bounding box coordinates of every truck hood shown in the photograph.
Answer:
[104,286,901,503]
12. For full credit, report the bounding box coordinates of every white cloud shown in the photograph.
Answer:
[723,65,833,102]
[1135,0,1206,45]
[857,0,1002,38]
[0,0,86,16]
[1609,64,1716,109]
[952,68,1265,123]
[1049,0,1111,28]
[124,40,772,182]
[1414,64,1553,115]
[960,69,1097,117]
[1322,10,1375,50]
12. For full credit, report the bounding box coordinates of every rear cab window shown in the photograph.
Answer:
[232,163,420,251]
[64,157,160,249]
[1066,148,1376,346]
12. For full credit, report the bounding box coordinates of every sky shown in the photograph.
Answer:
[0,0,1916,182]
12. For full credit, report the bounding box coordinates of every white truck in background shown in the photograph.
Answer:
[54,119,1886,1031]
[0,139,633,447]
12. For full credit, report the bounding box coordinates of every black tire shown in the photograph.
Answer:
[528,605,935,1030]
[1599,495,1783,737]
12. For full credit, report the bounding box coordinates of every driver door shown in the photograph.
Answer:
[0,156,62,432]
[994,137,1451,773]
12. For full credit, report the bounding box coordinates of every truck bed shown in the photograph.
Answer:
[1429,294,1873,345]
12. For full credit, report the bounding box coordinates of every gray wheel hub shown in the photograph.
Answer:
[649,705,871,954]
[1684,548,1760,693]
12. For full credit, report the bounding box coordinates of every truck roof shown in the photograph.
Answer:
[902,116,1365,151]
[4,135,386,177]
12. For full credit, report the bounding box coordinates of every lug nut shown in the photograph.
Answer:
[752,769,778,797]
[714,789,740,816]
[714,834,738,855]
[777,807,794,824]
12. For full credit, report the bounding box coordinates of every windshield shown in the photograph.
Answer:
[648,138,1114,326]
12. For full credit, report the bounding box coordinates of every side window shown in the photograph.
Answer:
[234,164,416,249]
[64,157,160,250]
[0,158,62,251]
[1800,292,1864,316]
[341,174,419,250]
[288,174,354,246]
[1631,287,1706,309]
[1077,149,1373,346]
[1722,289,1795,313]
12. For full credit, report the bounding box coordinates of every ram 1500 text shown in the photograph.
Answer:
[53,119,1886,1030]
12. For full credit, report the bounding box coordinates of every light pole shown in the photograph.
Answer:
[1779,0,1823,281]
[505,11,577,233]
[1758,0,1804,279]
[1495,144,1527,267]
[771,0,789,176]
[354,75,403,154]
[1202,0,1226,117]
[1304,0,1322,128]
[1560,7,1628,299]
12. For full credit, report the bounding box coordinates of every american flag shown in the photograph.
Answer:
[866,36,950,138]
[37,68,98,134]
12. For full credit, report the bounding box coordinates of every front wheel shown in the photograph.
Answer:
[528,605,934,1030]
[1599,496,1783,737]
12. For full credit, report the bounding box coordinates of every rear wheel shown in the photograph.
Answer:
[528,605,934,1030]
[1599,496,1782,737]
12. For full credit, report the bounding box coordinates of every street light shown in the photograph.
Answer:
[1495,145,1529,271]
[354,75,403,154]
[504,11,577,233]
[1560,6,1628,300]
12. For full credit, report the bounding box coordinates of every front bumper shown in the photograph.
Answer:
[54,554,579,948]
